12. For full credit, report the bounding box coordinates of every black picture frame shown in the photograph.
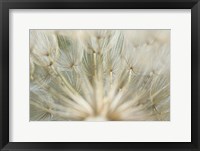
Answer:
[0,0,199,151]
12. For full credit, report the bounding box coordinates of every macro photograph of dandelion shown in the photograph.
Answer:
[30,29,170,121]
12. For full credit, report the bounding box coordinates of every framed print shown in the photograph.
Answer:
[0,0,200,151]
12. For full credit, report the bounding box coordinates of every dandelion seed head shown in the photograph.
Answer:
[30,30,170,121]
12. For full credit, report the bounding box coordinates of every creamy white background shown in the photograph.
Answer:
[9,9,191,142]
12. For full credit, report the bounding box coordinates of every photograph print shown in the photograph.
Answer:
[30,30,170,121]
